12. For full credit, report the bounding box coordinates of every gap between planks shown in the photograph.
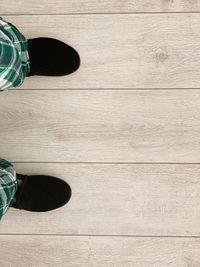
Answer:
[10,162,200,165]
[3,12,200,16]
[14,88,200,91]
[1,233,200,239]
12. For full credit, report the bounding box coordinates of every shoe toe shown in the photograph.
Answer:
[29,37,80,76]
[18,175,72,212]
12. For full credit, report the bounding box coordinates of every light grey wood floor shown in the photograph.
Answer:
[1,2,200,267]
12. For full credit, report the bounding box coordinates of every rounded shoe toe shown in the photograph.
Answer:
[16,175,72,212]
[28,37,80,76]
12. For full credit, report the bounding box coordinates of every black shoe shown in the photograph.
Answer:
[27,37,80,76]
[12,174,72,212]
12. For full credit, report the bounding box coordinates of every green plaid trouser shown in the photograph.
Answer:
[0,17,27,219]
[0,159,17,220]
[0,17,30,91]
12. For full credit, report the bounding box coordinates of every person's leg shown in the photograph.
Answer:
[0,17,30,91]
[0,18,74,218]
[0,159,17,220]
[0,16,80,91]
[6,20,31,78]
[0,158,72,220]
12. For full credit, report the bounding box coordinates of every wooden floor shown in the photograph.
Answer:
[1,1,200,266]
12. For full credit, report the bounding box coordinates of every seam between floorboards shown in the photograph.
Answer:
[0,233,200,238]
[15,88,200,91]
[11,162,200,164]
[3,12,200,16]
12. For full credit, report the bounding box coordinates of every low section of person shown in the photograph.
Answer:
[0,16,80,91]
[0,17,80,220]
[0,159,71,220]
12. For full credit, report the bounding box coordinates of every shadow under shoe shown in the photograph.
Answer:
[12,174,72,212]
[28,37,80,76]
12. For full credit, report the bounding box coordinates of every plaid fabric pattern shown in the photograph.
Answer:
[0,159,17,220]
[0,17,30,91]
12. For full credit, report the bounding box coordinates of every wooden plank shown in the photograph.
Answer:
[0,90,199,163]
[1,0,200,14]
[1,235,200,267]
[3,14,200,89]
[1,163,200,236]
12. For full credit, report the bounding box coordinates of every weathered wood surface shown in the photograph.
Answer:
[0,90,199,163]
[0,163,200,236]
[0,235,200,267]
[1,0,200,14]
[3,14,200,89]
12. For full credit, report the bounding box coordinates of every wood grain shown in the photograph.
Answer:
[1,163,200,236]
[1,4,200,267]
[0,90,199,163]
[3,14,200,89]
[1,235,200,267]
[1,0,200,14]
